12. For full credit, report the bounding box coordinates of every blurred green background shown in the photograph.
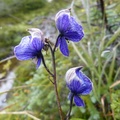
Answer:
[0,0,120,120]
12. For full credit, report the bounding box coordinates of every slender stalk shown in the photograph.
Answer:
[0,55,15,63]
[98,0,113,33]
[53,52,64,120]
[41,53,54,77]
[48,42,64,120]
[65,93,74,120]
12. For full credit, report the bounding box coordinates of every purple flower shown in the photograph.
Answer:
[65,67,93,107]
[55,9,84,56]
[14,28,45,68]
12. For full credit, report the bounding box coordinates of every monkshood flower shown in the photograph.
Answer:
[65,67,93,107]
[55,9,84,56]
[14,28,45,68]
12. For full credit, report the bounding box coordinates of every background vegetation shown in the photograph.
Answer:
[0,0,120,120]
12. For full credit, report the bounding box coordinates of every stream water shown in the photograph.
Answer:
[0,71,15,109]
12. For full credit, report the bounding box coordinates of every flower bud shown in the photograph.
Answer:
[65,67,93,107]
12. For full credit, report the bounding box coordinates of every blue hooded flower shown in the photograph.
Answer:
[55,9,84,56]
[65,67,93,107]
[14,28,45,68]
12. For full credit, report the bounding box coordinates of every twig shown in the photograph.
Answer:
[0,111,41,120]
[0,55,15,64]
[0,103,17,111]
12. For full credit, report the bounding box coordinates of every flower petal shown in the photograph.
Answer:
[55,36,61,47]
[65,31,84,42]
[74,95,85,107]
[65,67,83,83]
[14,36,36,60]
[78,82,93,95]
[67,79,81,94]
[56,13,70,33]
[60,37,69,56]
[75,68,93,95]
[27,28,44,41]
[70,17,83,33]
[30,37,44,51]
[68,92,74,100]
[65,17,84,42]
[36,58,42,69]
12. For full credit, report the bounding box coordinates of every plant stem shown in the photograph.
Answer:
[53,52,64,120]
[41,53,54,77]
[48,42,64,120]
[65,93,74,120]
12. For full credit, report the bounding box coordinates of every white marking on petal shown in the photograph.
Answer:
[27,28,45,42]
[55,9,70,22]
[65,66,83,84]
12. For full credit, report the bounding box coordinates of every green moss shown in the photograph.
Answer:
[15,61,36,83]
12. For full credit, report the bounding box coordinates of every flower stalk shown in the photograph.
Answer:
[65,93,74,120]
[47,40,64,120]
[41,53,54,77]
